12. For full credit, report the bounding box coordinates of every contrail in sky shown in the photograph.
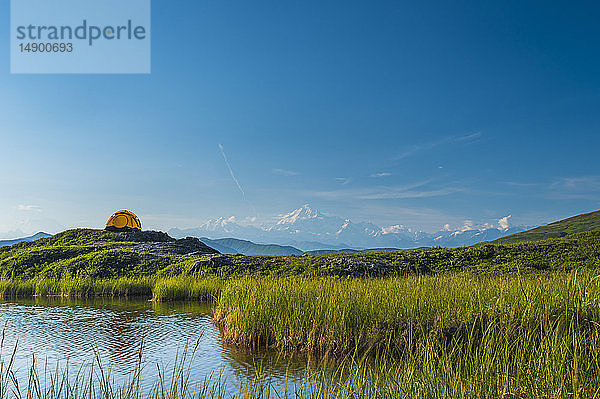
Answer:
[218,144,245,197]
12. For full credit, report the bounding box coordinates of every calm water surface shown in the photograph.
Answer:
[0,298,314,394]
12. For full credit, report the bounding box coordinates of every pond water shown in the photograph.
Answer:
[0,298,318,396]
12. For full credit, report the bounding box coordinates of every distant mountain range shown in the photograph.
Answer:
[198,237,304,256]
[3,209,599,257]
[197,237,406,256]
[0,232,51,247]
[170,204,530,251]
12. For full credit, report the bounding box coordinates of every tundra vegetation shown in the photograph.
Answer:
[1,228,600,397]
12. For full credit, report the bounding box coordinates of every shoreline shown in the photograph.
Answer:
[0,270,598,394]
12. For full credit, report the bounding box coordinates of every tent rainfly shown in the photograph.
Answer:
[105,210,142,231]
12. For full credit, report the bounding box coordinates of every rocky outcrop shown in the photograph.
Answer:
[124,236,220,256]
[107,229,175,243]
[187,254,392,276]
[327,257,390,276]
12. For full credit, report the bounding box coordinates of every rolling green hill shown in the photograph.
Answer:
[0,232,51,247]
[492,210,600,244]
[1,225,599,280]
[0,229,218,279]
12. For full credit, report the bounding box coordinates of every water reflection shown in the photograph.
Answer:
[0,298,314,394]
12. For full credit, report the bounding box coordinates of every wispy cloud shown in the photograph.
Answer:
[552,176,600,190]
[335,177,352,185]
[455,132,482,142]
[548,176,600,200]
[370,172,392,178]
[218,144,245,197]
[272,168,300,177]
[396,132,482,160]
[506,175,600,201]
[357,187,462,200]
[504,181,540,187]
[17,205,42,212]
[310,180,462,200]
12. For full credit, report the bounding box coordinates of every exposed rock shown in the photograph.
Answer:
[124,236,220,256]
[327,257,390,276]
[106,229,175,243]
[187,254,392,276]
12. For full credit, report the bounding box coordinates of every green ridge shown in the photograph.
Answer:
[492,209,600,244]
[1,226,600,280]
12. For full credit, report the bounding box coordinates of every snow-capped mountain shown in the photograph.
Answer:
[269,204,347,239]
[168,204,529,251]
[169,216,264,241]
[274,204,323,226]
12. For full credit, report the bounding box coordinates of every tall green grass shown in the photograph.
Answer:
[213,271,600,395]
[0,276,155,298]
[0,276,225,300]
[153,276,224,301]
[0,275,225,301]
[2,271,600,396]
[216,271,600,353]
[1,337,597,398]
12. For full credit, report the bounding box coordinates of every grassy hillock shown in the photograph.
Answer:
[492,209,600,244]
[0,229,198,279]
[1,228,600,282]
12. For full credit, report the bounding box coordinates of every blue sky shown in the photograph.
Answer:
[1,0,599,237]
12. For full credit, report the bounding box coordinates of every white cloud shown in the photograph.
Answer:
[498,215,512,230]
[335,177,351,185]
[439,214,515,233]
[272,168,300,176]
[461,220,474,231]
[395,132,482,161]
[17,205,42,212]
[370,172,392,178]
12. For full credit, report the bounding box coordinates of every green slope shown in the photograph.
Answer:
[493,210,600,244]
[0,229,218,279]
[1,227,600,280]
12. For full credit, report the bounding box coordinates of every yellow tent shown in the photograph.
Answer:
[106,210,142,231]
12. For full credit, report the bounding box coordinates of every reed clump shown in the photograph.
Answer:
[153,276,224,301]
[0,276,155,298]
[212,270,600,394]
[215,271,600,354]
